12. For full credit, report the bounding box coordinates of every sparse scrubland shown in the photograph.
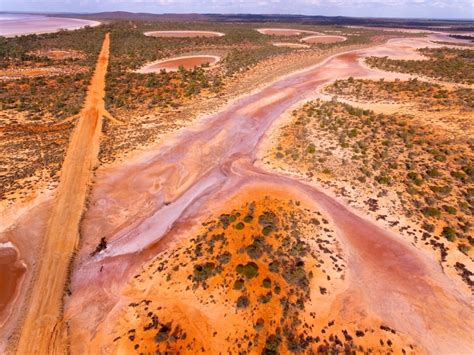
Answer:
[326,77,473,111]
[108,196,418,353]
[262,96,473,288]
[99,21,374,165]
[104,20,373,114]
[2,13,473,355]
[0,21,374,203]
[0,27,106,202]
[0,26,105,118]
[365,47,474,84]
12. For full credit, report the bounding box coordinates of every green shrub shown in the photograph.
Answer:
[262,277,272,288]
[442,205,457,215]
[233,279,245,290]
[193,262,216,281]
[236,262,259,279]
[458,244,470,255]
[450,170,465,180]
[422,207,441,218]
[235,222,245,230]
[263,334,281,354]
[262,225,273,236]
[442,226,457,241]
[427,168,442,178]
[376,175,391,185]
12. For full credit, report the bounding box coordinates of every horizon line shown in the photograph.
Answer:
[1,10,473,22]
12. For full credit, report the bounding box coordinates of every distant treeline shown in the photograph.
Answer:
[58,11,474,32]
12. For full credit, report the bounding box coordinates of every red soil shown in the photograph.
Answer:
[0,246,25,325]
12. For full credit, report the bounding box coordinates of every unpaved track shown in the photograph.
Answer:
[14,33,110,354]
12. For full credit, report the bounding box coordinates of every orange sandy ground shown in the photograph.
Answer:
[81,186,420,354]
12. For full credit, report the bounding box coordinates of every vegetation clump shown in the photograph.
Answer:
[236,262,259,279]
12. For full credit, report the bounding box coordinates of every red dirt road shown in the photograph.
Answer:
[14,33,110,354]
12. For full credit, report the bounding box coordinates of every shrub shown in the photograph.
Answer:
[254,318,265,331]
[258,211,278,227]
[262,225,273,236]
[258,292,273,304]
[422,207,441,218]
[236,262,259,279]
[450,170,465,180]
[217,251,232,264]
[233,279,245,290]
[263,334,281,354]
[376,175,391,185]
[235,222,245,230]
[269,260,280,273]
[236,295,250,309]
[246,243,263,260]
[283,265,309,289]
[193,262,216,281]
[442,226,457,241]
[442,205,457,215]
[426,169,441,177]
[458,244,471,255]
[154,324,171,342]
[422,223,435,233]
[262,277,272,288]
[219,214,236,229]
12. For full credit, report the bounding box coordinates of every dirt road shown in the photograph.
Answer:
[14,33,110,354]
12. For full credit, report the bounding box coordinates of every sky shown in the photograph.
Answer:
[1,0,473,20]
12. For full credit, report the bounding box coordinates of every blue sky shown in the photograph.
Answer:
[1,0,473,19]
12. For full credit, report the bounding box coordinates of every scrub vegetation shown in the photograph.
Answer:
[0,19,377,205]
[111,196,417,353]
[264,98,473,286]
[325,77,473,111]
[365,47,474,84]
